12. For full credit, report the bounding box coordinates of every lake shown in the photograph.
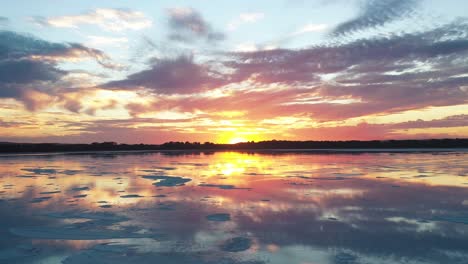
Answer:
[0,150,467,264]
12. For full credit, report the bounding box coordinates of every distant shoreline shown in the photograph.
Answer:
[0,139,467,154]
[0,148,467,157]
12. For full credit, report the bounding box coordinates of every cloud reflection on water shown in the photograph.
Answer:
[0,151,467,263]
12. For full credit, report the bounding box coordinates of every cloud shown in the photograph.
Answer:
[293,115,468,140]
[32,8,152,31]
[0,31,121,70]
[0,60,64,86]
[331,0,420,36]
[0,30,120,110]
[117,20,468,122]
[100,19,468,123]
[3,8,468,141]
[219,21,468,119]
[105,55,228,94]
[393,115,468,129]
[292,23,328,35]
[121,87,467,141]
[227,12,265,31]
[167,7,225,42]
[30,43,123,70]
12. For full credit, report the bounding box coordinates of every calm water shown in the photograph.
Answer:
[0,151,467,264]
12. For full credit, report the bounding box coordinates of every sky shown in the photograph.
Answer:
[0,0,467,144]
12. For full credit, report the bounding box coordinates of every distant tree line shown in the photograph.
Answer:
[0,138,467,153]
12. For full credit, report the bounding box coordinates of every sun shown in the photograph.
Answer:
[228,137,248,144]
[218,130,264,144]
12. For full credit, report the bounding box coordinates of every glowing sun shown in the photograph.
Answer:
[228,137,248,144]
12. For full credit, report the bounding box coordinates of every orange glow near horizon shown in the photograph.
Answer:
[0,96,467,143]
[228,137,248,144]
[216,129,267,144]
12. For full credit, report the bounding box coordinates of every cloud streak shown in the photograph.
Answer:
[33,8,152,31]
[292,23,328,35]
[331,0,420,36]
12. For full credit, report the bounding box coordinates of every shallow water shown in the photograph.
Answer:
[0,151,467,264]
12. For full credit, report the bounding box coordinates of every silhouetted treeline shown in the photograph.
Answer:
[0,142,158,153]
[0,139,467,153]
[221,139,468,150]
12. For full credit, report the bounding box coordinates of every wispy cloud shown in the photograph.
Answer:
[331,0,420,36]
[227,12,265,31]
[32,8,152,31]
[292,23,328,36]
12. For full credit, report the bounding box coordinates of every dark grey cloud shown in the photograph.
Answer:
[0,30,113,64]
[0,30,118,110]
[0,31,66,109]
[0,60,64,85]
[166,7,225,43]
[0,60,65,104]
[331,0,420,36]
[105,55,228,94]
[0,31,118,69]
[0,30,65,59]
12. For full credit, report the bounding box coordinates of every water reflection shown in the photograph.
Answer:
[0,151,467,263]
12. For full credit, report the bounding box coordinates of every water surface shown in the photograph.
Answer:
[0,151,467,263]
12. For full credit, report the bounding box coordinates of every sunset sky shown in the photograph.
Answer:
[1,0,467,144]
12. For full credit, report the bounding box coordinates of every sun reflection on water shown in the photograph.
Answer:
[0,151,467,263]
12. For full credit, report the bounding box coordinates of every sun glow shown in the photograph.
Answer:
[228,137,248,144]
[218,130,265,144]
